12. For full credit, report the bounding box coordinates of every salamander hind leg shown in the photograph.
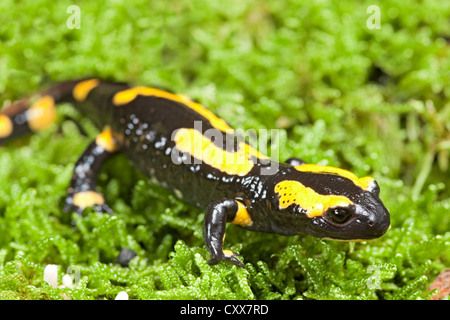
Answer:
[64,126,119,215]
[203,198,248,268]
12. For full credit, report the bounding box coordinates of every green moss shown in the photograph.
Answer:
[0,0,449,300]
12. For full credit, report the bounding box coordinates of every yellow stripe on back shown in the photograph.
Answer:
[73,79,100,102]
[27,95,56,132]
[275,180,353,218]
[174,128,268,176]
[0,115,13,138]
[294,164,375,191]
[112,86,232,132]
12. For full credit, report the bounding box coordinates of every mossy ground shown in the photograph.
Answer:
[0,0,449,300]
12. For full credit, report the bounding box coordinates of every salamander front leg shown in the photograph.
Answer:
[204,198,251,268]
[64,126,119,215]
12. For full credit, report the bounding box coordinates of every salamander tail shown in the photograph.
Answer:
[0,80,83,144]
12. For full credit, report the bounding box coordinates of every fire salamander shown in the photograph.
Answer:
[0,79,390,267]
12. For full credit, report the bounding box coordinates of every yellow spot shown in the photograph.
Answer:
[73,191,105,208]
[0,115,13,138]
[223,250,234,257]
[113,87,232,132]
[295,164,374,191]
[27,95,56,132]
[96,126,119,153]
[73,79,100,102]
[275,180,353,218]
[174,128,268,176]
[232,201,253,227]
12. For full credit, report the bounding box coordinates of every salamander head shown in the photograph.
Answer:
[273,164,390,240]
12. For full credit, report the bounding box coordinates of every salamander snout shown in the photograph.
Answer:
[308,191,390,241]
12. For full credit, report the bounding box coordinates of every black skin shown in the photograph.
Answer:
[0,79,391,268]
[63,140,115,215]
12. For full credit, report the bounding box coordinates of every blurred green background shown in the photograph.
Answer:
[0,0,449,300]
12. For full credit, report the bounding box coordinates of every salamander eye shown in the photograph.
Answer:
[326,207,352,224]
